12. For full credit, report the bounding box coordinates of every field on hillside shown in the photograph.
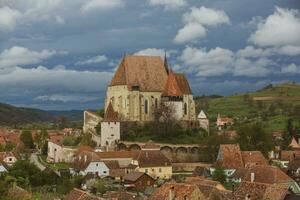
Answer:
[196,83,300,132]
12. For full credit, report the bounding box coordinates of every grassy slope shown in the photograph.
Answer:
[0,103,54,125]
[201,83,300,132]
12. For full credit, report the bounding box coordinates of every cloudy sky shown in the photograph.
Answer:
[0,0,299,110]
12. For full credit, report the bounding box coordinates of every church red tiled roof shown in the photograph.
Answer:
[110,55,168,92]
[162,70,192,97]
[104,102,118,122]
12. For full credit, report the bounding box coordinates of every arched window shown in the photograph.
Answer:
[184,103,187,115]
[145,99,148,114]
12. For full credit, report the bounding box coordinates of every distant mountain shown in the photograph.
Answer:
[0,103,84,125]
[0,103,54,125]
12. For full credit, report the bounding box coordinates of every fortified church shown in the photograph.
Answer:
[104,54,196,122]
[83,54,209,149]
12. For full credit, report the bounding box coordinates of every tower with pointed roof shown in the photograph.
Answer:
[100,102,120,148]
[104,54,196,122]
[197,110,209,133]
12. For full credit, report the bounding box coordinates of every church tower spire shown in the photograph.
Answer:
[164,51,169,74]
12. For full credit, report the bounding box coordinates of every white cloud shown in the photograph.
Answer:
[0,6,21,31]
[76,55,108,65]
[276,45,300,56]
[0,66,113,93]
[174,23,206,44]
[0,46,56,72]
[249,7,300,47]
[236,46,272,58]
[233,58,272,77]
[281,63,300,74]
[81,0,124,12]
[179,46,234,76]
[178,46,278,77]
[148,0,187,10]
[182,6,230,26]
[134,48,170,58]
[174,7,230,44]
[35,94,99,103]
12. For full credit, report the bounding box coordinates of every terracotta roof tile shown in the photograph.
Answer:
[233,181,288,200]
[134,150,171,168]
[124,172,149,182]
[280,151,300,161]
[110,55,168,92]
[215,144,244,169]
[96,151,138,159]
[242,165,293,184]
[149,182,200,200]
[104,102,118,122]
[64,188,102,200]
[241,151,268,166]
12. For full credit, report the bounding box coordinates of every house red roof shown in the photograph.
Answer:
[215,144,268,169]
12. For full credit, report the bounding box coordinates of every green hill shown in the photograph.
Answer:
[0,103,54,125]
[195,82,300,132]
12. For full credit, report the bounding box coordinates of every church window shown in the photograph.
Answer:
[155,98,158,109]
[145,99,149,114]
[184,103,187,115]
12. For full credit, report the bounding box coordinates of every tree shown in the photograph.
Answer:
[153,103,177,136]
[20,130,34,149]
[236,123,274,157]
[35,129,49,152]
[212,167,226,184]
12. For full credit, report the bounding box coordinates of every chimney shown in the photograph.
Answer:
[250,172,255,183]
[169,186,175,200]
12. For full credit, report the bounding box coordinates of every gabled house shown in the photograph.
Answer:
[278,150,300,168]
[212,144,268,176]
[216,114,234,130]
[64,188,102,200]
[185,176,233,200]
[72,151,109,177]
[233,165,300,193]
[124,171,155,190]
[132,150,172,179]
[149,182,204,200]
[233,181,289,200]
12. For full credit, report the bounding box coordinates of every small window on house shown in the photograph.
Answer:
[103,171,107,174]
[184,103,187,115]
[96,163,98,167]
[159,168,162,173]
[152,168,154,172]
[145,169,148,173]
[111,134,114,137]
[145,99,148,114]
[54,148,57,152]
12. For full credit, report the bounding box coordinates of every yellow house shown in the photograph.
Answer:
[131,150,172,179]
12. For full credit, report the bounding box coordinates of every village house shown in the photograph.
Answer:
[277,150,300,168]
[287,158,300,186]
[124,171,155,190]
[72,150,110,177]
[148,182,204,200]
[131,150,172,179]
[47,133,77,163]
[185,176,233,200]
[232,165,300,193]
[211,144,268,176]
[233,181,289,200]
[197,110,210,133]
[104,54,196,122]
[64,188,102,200]
[216,114,234,130]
